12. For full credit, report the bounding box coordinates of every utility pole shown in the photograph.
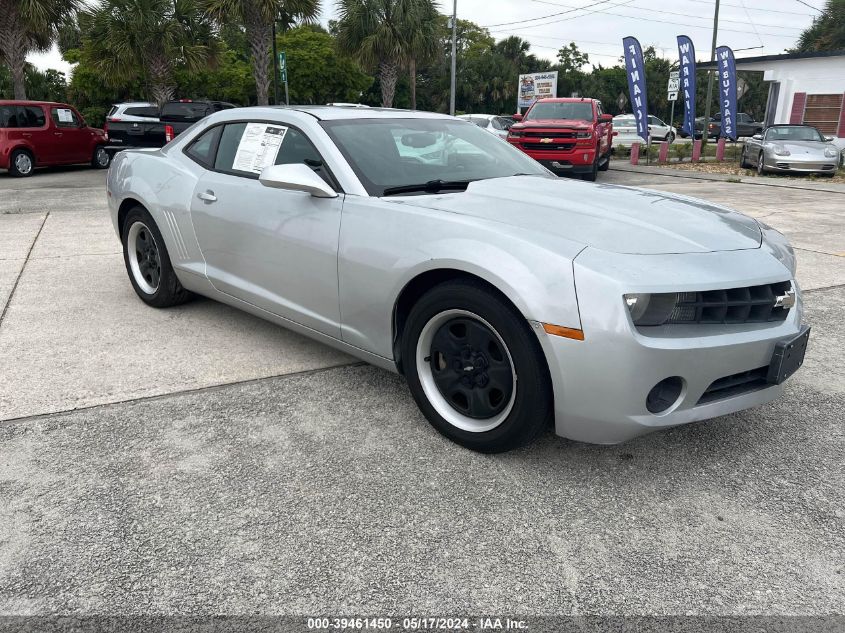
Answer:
[702,0,720,146]
[449,0,457,116]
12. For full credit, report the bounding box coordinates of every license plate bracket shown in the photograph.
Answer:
[767,325,810,385]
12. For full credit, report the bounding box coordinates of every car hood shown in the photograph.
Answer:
[385,176,762,255]
[514,119,593,128]
[768,141,830,155]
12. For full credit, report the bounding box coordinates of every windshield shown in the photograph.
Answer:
[765,126,824,142]
[525,102,594,122]
[321,118,551,196]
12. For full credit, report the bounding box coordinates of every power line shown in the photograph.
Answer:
[481,0,628,29]
[530,0,806,31]
[794,0,823,12]
[739,0,765,48]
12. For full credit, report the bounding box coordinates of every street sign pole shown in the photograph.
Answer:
[279,51,289,106]
[667,70,679,137]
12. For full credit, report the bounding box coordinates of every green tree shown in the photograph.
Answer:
[795,0,845,51]
[0,0,81,99]
[0,64,67,102]
[274,25,372,104]
[556,41,589,73]
[203,0,320,106]
[83,0,219,106]
[401,0,438,110]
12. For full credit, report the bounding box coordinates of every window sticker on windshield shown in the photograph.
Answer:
[233,123,288,174]
[57,108,74,123]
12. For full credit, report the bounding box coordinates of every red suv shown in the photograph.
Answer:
[507,98,614,181]
[0,101,110,177]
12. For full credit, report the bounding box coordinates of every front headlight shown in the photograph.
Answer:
[576,131,593,139]
[824,146,838,158]
[623,293,686,326]
[772,144,790,156]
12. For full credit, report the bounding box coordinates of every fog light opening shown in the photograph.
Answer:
[646,377,684,414]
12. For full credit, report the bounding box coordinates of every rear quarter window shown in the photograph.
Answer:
[0,106,18,128]
[161,102,210,120]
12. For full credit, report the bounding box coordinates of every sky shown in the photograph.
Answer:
[26,0,824,77]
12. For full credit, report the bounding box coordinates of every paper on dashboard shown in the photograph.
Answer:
[233,123,288,174]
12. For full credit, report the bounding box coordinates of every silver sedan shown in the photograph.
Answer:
[742,124,840,176]
[107,106,808,452]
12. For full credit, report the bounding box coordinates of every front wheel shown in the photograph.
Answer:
[757,151,767,175]
[121,205,192,308]
[582,149,600,181]
[665,131,676,144]
[401,279,553,453]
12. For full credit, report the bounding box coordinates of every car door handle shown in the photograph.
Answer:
[22,132,32,138]
[197,191,217,202]
[54,132,63,137]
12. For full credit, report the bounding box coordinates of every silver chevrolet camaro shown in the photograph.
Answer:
[107,106,809,452]
[741,124,841,176]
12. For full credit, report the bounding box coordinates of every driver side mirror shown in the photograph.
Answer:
[512,113,523,122]
[825,136,834,142]
[259,163,337,198]
[599,114,613,123]
[752,134,763,140]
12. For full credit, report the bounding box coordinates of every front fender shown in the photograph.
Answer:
[338,195,585,360]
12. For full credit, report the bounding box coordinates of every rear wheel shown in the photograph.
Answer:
[121,206,192,308]
[9,149,34,177]
[92,146,111,169]
[665,131,676,144]
[401,279,553,453]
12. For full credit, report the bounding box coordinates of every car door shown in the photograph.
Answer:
[14,105,58,164]
[49,106,90,162]
[188,119,344,338]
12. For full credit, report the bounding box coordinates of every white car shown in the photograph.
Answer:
[106,102,159,123]
[613,114,677,146]
[457,114,515,139]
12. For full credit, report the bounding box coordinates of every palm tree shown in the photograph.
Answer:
[0,0,82,99]
[400,0,438,110]
[203,0,320,106]
[84,0,218,107]
[335,0,419,108]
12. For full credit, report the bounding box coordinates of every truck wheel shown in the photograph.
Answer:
[598,147,610,171]
[9,149,34,177]
[583,150,599,181]
[92,146,111,169]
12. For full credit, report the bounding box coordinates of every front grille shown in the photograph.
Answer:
[521,142,575,151]
[823,164,836,170]
[646,281,793,326]
[698,366,769,405]
[776,162,790,169]
[520,129,579,139]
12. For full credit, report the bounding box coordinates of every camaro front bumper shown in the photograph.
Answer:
[534,247,804,444]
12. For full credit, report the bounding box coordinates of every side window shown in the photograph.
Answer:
[0,106,18,128]
[214,122,334,185]
[51,107,81,128]
[184,126,221,168]
[490,118,504,130]
[125,106,158,117]
[20,106,46,128]
[596,102,603,117]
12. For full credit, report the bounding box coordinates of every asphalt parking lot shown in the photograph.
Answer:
[1,165,843,618]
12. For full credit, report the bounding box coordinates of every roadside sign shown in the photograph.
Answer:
[667,70,680,101]
[279,52,287,83]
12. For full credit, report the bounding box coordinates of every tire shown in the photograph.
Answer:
[92,145,111,169]
[121,205,192,308]
[757,151,767,176]
[401,279,553,453]
[739,146,749,168]
[8,148,34,177]
[582,148,600,181]
[665,131,676,144]
[598,147,610,172]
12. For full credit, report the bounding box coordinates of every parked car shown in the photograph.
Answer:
[707,112,764,139]
[506,98,613,181]
[0,100,110,177]
[612,114,676,146]
[106,99,236,151]
[456,113,515,139]
[741,124,840,176]
[106,101,159,124]
[108,106,807,452]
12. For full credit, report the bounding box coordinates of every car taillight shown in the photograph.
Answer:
[109,117,121,122]
[165,124,175,143]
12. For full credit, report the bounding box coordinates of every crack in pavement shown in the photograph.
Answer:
[0,212,49,330]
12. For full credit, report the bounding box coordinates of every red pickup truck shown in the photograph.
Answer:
[507,97,613,181]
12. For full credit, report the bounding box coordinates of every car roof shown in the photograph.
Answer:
[533,98,596,103]
[212,105,455,121]
[114,101,155,107]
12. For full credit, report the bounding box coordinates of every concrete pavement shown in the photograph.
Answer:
[0,166,843,618]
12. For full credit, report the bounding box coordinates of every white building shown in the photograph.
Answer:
[703,50,845,145]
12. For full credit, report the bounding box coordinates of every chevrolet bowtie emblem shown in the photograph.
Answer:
[774,289,796,309]
[540,138,553,143]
